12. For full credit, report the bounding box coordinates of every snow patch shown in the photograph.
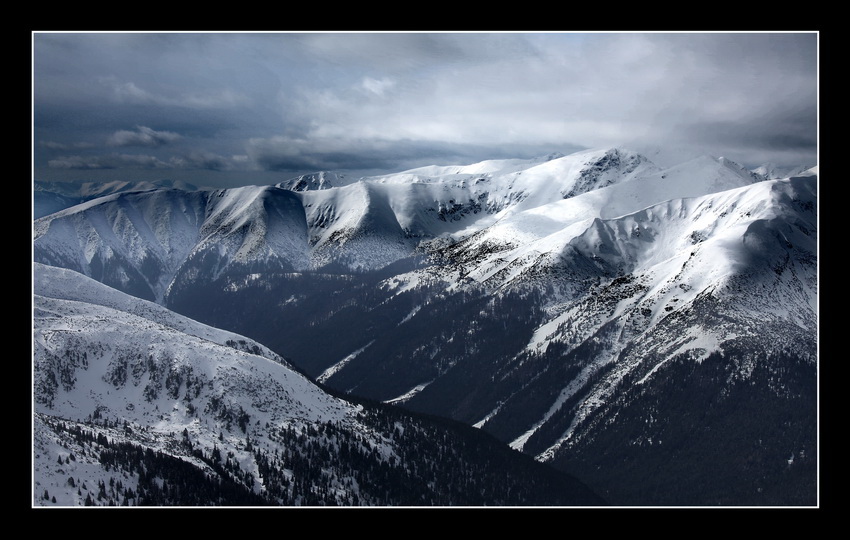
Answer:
[316,341,375,384]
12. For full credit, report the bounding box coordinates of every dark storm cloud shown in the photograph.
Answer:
[33,32,819,185]
[99,77,251,110]
[48,153,172,170]
[48,150,235,171]
[39,141,95,150]
[168,151,234,171]
[246,136,577,173]
[106,126,182,147]
[686,112,818,154]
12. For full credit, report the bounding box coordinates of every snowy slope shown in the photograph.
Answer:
[297,147,662,268]
[753,162,815,179]
[182,186,310,273]
[33,189,208,302]
[376,147,659,233]
[512,176,817,452]
[406,153,765,292]
[310,174,816,477]
[35,179,199,201]
[277,171,342,191]
[33,262,357,432]
[33,263,606,507]
[33,186,311,303]
[34,179,199,219]
[297,181,416,270]
[33,263,365,505]
[34,148,666,295]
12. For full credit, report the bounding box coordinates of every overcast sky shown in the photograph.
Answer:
[32,31,818,188]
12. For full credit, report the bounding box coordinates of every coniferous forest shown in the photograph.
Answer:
[35,398,605,507]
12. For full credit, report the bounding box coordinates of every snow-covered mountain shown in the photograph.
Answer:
[276,171,341,191]
[33,187,311,303]
[33,262,352,505]
[308,173,816,415]
[33,179,199,219]
[32,146,818,506]
[33,262,604,506]
[416,153,773,292]
[35,178,199,200]
[33,147,662,296]
[753,162,816,180]
[481,176,817,445]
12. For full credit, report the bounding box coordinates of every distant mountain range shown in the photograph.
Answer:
[33,147,818,506]
[33,179,200,219]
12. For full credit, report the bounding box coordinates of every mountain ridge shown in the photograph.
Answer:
[32,146,818,506]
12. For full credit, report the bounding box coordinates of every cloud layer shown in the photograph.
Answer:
[33,32,818,185]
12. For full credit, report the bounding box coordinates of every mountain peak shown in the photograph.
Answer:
[753,162,817,180]
[278,171,340,191]
[715,156,766,183]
